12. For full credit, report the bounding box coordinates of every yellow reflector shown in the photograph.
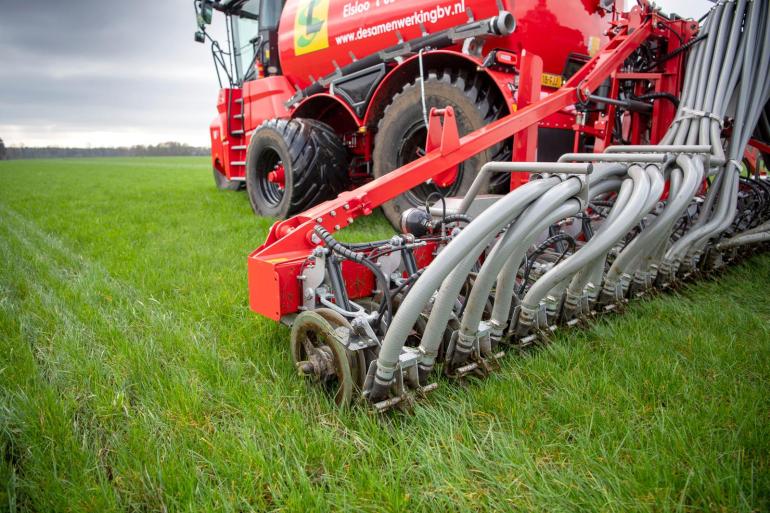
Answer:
[541,73,564,89]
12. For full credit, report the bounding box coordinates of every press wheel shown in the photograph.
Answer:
[290,310,355,407]
[314,308,367,391]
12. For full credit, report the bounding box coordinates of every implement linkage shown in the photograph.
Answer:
[265,0,770,411]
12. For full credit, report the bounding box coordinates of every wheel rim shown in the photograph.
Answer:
[255,146,285,208]
[314,308,366,390]
[290,311,354,407]
[397,120,465,206]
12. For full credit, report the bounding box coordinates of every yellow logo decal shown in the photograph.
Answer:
[588,36,601,57]
[294,0,330,56]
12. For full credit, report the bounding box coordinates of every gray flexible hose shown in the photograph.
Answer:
[573,177,635,297]
[603,164,666,284]
[457,178,584,342]
[521,166,651,311]
[641,156,705,271]
[362,1,770,403]
[370,177,560,392]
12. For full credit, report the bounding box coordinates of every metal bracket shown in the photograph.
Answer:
[334,324,377,352]
[364,351,437,413]
[377,41,413,62]
[349,313,381,349]
[461,36,486,57]
[376,236,403,280]
[444,321,503,378]
[512,303,548,344]
[299,248,327,311]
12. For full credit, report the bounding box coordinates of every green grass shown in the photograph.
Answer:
[0,157,768,512]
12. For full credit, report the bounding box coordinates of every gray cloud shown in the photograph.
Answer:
[0,0,713,147]
[0,0,224,146]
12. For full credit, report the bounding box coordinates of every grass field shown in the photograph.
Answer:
[0,157,768,512]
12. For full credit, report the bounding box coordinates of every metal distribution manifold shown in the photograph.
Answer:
[254,0,770,411]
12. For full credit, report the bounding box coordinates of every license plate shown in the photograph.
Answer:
[541,73,564,88]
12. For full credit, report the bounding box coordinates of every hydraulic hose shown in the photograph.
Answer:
[638,156,705,274]
[451,201,581,366]
[573,177,635,299]
[521,165,651,314]
[602,164,666,286]
[411,177,566,376]
[314,225,393,325]
[715,230,770,250]
[455,177,584,347]
[368,177,560,401]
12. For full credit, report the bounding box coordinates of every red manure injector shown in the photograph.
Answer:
[194,0,770,410]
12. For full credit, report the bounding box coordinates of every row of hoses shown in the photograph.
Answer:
[365,0,770,403]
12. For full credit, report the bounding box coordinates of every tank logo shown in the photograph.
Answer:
[588,36,601,57]
[294,0,330,56]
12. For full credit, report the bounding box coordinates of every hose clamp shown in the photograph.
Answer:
[673,107,724,127]
[726,159,741,172]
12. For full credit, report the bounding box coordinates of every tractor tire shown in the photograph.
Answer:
[373,69,506,229]
[212,167,244,191]
[246,118,348,218]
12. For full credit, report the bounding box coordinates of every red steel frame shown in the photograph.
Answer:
[248,9,689,321]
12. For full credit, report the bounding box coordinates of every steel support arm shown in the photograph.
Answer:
[248,17,655,319]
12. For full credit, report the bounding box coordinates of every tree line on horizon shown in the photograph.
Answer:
[0,138,210,160]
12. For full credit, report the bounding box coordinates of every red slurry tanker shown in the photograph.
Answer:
[194,0,770,410]
[195,0,611,226]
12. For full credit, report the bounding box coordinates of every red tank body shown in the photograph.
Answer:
[278,0,610,90]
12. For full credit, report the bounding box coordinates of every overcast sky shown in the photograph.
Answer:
[0,0,714,148]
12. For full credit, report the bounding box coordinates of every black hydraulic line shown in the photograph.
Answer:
[518,233,577,295]
[325,254,352,312]
[579,213,595,241]
[375,266,426,325]
[431,213,473,231]
[390,268,425,301]
[314,225,393,327]
[339,240,391,251]
[658,20,685,44]
[586,93,653,113]
[402,246,419,276]
[641,33,708,72]
[633,92,680,108]
[425,191,446,221]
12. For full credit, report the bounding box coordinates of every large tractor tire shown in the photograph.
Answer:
[246,118,348,218]
[212,167,244,191]
[373,70,506,229]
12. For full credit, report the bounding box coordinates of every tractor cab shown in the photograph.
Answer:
[194,0,283,86]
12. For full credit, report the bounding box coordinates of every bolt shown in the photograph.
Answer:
[316,217,323,223]
[297,361,315,375]
[330,210,336,217]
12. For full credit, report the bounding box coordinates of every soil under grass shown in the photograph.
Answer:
[0,157,768,512]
